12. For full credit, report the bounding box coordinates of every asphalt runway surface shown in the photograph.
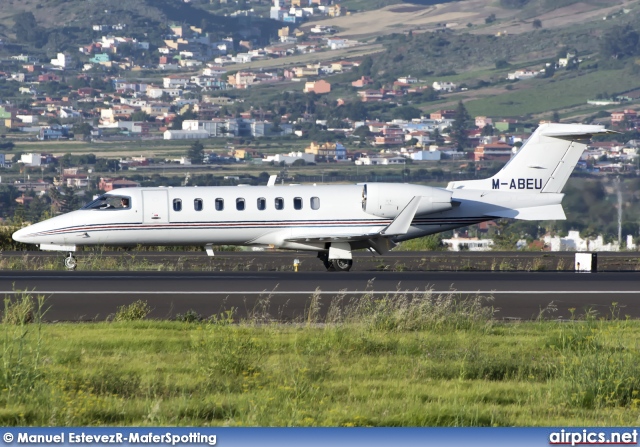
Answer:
[1,270,640,321]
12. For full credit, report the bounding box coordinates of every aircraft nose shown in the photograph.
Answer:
[12,227,30,243]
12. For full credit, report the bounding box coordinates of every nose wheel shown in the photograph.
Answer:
[64,252,77,270]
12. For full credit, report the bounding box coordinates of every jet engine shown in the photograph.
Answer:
[362,183,453,218]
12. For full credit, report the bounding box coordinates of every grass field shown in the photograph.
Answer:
[2,291,640,426]
[229,44,385,72]
[464,69,640,118]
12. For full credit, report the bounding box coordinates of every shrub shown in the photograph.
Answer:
[3,295,35,325]
[114,300,151,322]
[549,318,640,408]
[176,309,204,323]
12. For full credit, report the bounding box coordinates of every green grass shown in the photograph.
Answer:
[465,69,640,117]
[1,290,640,426]
[338,0,402,12]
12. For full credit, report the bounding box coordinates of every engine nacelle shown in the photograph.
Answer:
[362,183,453,218]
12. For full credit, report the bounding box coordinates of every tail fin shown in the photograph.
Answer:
[448,123,613,193]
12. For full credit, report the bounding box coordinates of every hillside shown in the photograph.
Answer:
[369,28,601,80]
[308,0,638,39]
[0,0,280,50]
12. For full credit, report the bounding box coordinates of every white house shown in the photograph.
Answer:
[50,53,74,69]
[507,70,538,80]
[543,230,621,252]
[432,81,457,92]
[20,153,42,167]
[59,108,81,119]
[410,150,441,161]
[326,38,348,50]
[233,53,253,64]
[52,53,75,69]
[164,130,210,140]
[163,75,190,89]
[263,151,315,165]
[17,115,38,124]
[442,233,493,251]
[355,156,406,166]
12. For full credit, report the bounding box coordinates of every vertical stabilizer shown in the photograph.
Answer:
[447,123,612,193]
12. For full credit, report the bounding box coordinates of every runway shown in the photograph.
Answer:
[1,271,639,321]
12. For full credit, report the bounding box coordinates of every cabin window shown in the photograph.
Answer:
[173,199,182,212]
[236,198,245,211]
[294,197,303,210]
[257,197,266,210]
[194,198,203,211]
[275,197,284,210]
[215,198,224,211]
[311,197,320,210]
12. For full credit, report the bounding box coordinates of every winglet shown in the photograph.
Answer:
[267,175,277,187]
[381,196,421,236]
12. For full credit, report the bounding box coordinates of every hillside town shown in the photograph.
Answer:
[0,0,639,250]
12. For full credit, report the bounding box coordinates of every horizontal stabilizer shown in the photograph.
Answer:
[487,204,566,221]
[539,126,618,138]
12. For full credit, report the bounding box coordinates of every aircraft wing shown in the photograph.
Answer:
[285,233,398,255]
[285,196,424,253]
[285,232,381,244]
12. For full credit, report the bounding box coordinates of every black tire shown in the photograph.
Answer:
[332,259,353,272]
[64,254,77,270]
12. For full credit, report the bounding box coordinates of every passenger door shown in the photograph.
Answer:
[142,190,169,224]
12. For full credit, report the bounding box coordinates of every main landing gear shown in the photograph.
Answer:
[317,253,353,272]
[64,252,77,270]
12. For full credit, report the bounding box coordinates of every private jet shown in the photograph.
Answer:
[12,123,611,271]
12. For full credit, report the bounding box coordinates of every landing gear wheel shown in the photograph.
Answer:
[64,252,77,270]
[332,259,353,272]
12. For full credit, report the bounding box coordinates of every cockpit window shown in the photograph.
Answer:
[82,195,131,210]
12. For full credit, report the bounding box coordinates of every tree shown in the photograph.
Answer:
[0,141,15,151]
[131,111,152,122]
[431,128,445,145]
[601,24,640,60]
[450,101,472,151]
[481,125,495,136]
[485,14,496,24]
[552,111,561,123]
[358,56,373,77]
[353,125,372,139]
[73,123,93,140]
[12,12,47,48]
[495,59,510,69]
[391,105,421,121]
[532,19,542,29]
[171,110,198,130]
[188,140,205,164]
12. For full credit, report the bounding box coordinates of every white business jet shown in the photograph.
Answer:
[13,123,611,271]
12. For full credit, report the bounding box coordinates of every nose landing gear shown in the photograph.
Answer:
[64,252,77,270]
